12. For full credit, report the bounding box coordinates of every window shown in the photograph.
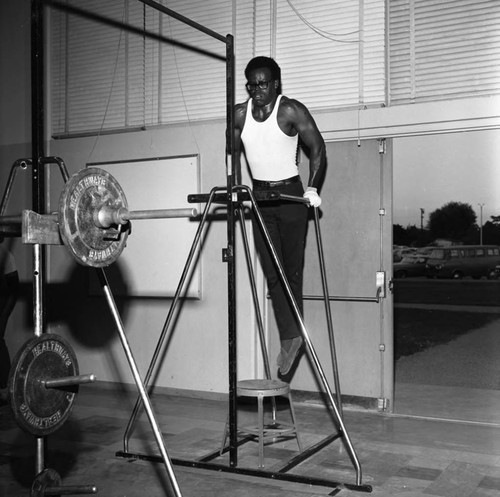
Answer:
[50,0,386,136]
[388,0,500,104]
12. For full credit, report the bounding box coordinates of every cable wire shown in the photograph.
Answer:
[87,0,127,164]
[285,0,360,43]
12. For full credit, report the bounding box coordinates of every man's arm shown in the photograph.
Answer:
[232,103,247,175]
[290,100,326,189]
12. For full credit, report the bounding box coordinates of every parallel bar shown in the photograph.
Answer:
[313,207,343,415]
[122,189,220,453]
[238,185,364,486]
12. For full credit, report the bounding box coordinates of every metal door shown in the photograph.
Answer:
[268,138,394,411]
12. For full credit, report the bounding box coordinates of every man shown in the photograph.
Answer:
[234,56,326,379]
[0,240,18,406]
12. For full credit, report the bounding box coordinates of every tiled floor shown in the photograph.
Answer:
[1,383,500,496]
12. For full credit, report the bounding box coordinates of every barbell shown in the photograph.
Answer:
[2,167,198,268]
[8,333,96,437]
[30,468,97,497]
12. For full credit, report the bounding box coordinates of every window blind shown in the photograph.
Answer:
[50,0,231,136]
[51,0,387,136]
[273,0,386,111]
[388,0,500,104]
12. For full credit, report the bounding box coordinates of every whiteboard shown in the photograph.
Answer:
[87,156,201,298]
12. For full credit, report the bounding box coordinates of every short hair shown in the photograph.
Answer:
[244,56,281,81]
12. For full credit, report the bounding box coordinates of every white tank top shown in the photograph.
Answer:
[241,95,299,181]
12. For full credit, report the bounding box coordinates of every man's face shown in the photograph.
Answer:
[245,68,278,107]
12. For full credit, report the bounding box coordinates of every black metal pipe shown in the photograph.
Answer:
[224,33,238,468]
[31,0,47,478]
[138,0,227,43]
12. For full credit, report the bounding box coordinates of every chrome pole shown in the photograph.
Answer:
[98,268,182,497]
[239,186,363,486]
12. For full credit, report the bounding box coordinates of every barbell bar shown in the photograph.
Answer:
[0,167,198,267]
[42,373,96,389]
[31,468,97,497]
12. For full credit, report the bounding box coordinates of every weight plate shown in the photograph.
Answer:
[31,468,61,497]
[8,334,79,436]
[58,167,129,267]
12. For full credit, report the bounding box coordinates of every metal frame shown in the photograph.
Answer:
[116,187,371,493]
[29,0,372,494]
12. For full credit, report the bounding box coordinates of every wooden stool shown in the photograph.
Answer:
[221,378,302,468]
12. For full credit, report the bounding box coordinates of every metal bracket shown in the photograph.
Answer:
[375,271,386,299]
[377,397,389,412]
[222,247,233,263]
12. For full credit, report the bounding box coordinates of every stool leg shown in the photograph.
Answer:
[258,394,264,468]
[288,391,303,452]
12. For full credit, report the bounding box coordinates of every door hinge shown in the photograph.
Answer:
[378,138,386,154]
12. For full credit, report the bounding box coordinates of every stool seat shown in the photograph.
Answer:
[221,378,302,468]
[237,379,290,397]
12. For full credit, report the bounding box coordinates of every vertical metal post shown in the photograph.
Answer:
[225,34,238,468]
[31,0,46,476]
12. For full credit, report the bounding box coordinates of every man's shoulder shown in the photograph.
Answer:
[279,95,306,111]
[278,96,310,121]
[234,100,248,127]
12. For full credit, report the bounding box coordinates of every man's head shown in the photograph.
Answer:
[244,56,281,105]
[244,56,281,82]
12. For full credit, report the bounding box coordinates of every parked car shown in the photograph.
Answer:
[425,245,500,279]
[393,256,428,278]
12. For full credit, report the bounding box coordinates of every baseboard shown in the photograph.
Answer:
[88,380,378,411]
[291,389,378,411]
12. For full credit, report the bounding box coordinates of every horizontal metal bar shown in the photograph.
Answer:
[277,432,342,474]
[96,207,198,228]
[45,485,98,495]
[115,450,372,493]
[127,208,198,221]
[138,0,227,43]
[303,294,379,303]
[0,214,23,224]
[278,193,310,204]
[43,374,96,389]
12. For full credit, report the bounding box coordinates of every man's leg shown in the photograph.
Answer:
[253,194,308,375]
[276,197,308,374]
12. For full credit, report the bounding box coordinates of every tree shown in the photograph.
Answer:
[427,202,477,242]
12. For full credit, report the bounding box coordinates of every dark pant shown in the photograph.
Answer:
[252,180,308,341]
[0,338,10,389]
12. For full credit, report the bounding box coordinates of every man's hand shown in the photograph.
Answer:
[303,187,321,207]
